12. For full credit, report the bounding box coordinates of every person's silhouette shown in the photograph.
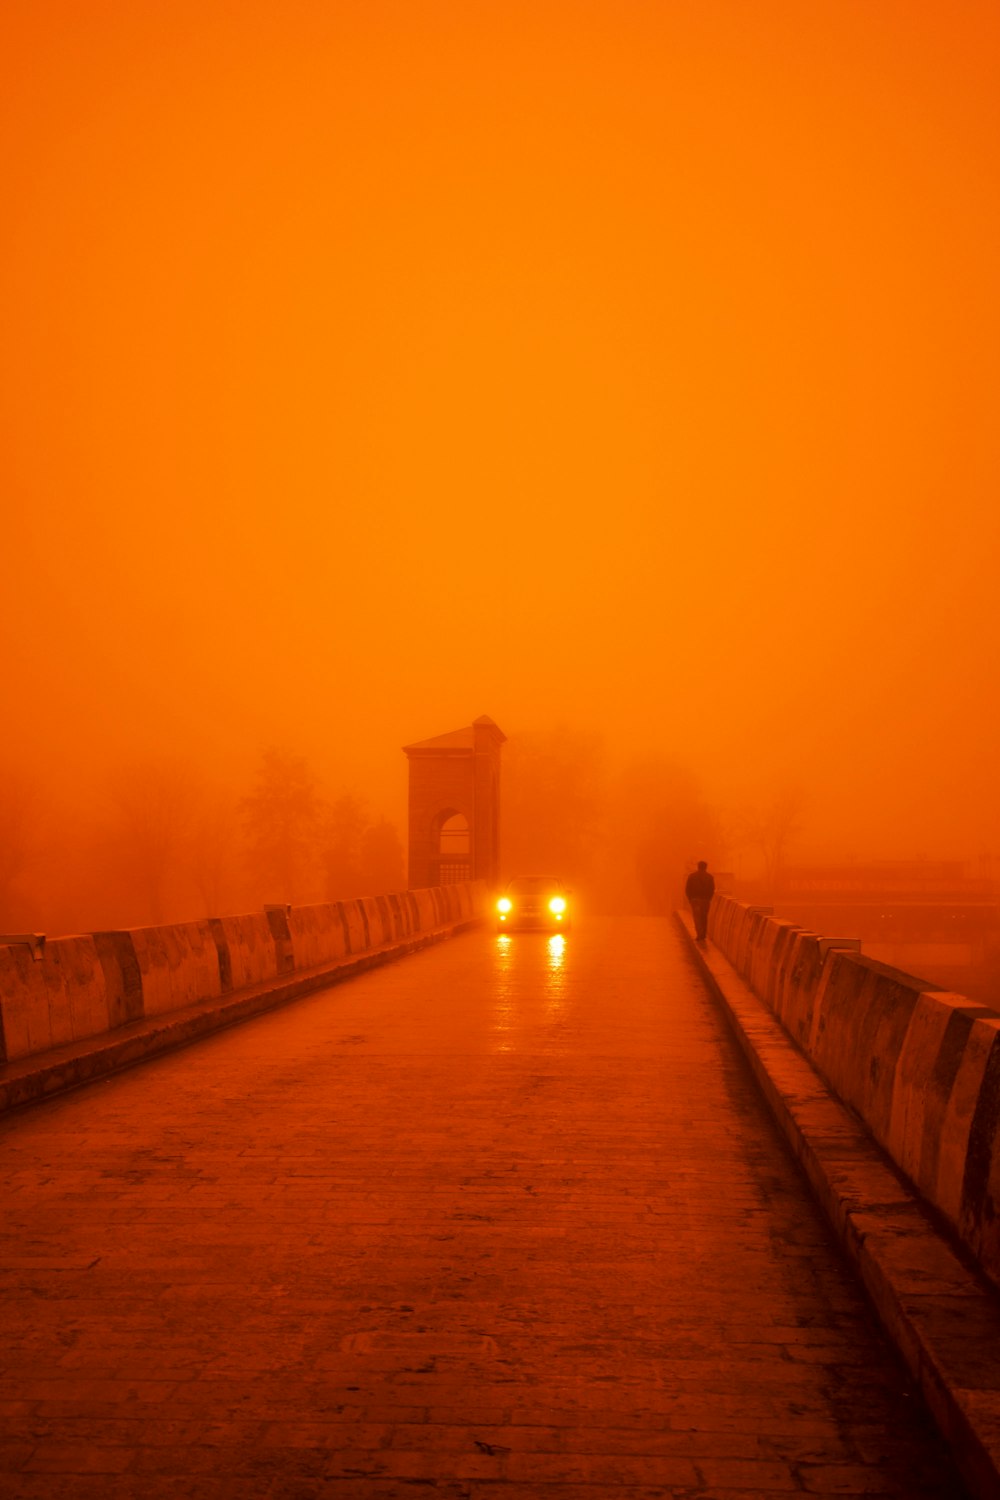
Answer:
[685,860,715,942]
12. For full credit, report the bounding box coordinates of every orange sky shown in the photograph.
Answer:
[3,0,999,860]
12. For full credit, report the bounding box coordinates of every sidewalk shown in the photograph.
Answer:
[677,909,1000,1500]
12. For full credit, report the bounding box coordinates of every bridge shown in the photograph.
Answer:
[2,877,999,1499]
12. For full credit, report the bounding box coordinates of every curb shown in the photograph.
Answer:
[0,919,481,1119]
[676,910,1000,1500]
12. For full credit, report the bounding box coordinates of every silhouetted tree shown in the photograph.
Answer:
[190,793,241,917]
[321,796,405,898]
[502,727,606,883]
[321,793,369,900]
[725,784,804,895]
[108,758,202,924]
[242,748,324,903]
[614,755,722,914]
[744,786,804,895]
[359,817,404,894]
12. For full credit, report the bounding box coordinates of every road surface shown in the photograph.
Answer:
[0,917,965,1497]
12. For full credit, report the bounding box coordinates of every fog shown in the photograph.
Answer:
[2,1,998,933]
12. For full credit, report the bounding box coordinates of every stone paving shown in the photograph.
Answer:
[0,917,967,1497]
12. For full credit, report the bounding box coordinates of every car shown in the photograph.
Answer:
[495,875,572,932]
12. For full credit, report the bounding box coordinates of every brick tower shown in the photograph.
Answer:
[403,715,506,889]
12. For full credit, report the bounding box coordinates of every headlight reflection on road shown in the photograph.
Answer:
[492,932,569,1048]
[492,933,516,1050]
[545,932,568,1022]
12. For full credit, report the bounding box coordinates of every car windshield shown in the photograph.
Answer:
[507,877,561,893]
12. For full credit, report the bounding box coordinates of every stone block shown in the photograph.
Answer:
[218,913,280,991]
[287,903,348,970]
[129,921,222,1018]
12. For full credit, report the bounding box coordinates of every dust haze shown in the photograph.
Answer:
[2,3,998,939]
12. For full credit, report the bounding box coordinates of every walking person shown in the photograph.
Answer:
[685,860,715,942]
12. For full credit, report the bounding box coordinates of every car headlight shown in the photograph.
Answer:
[497,897,512,913]
[548,896,566,914]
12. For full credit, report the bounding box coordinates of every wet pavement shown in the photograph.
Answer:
[0,917,967,1497]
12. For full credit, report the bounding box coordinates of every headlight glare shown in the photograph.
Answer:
[497,897,512,913]
[549,896,566,914]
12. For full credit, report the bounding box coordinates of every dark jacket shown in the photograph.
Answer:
[685,870,715,901]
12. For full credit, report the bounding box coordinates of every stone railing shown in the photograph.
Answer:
[708,894,1000,1292]
[0,881,486,1068]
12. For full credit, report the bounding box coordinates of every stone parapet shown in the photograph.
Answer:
[707,892,1000,1293]
[0,882,487,1074]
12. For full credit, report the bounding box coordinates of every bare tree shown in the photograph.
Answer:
[321,793,369,900]
[502,727,606,883]
[359,817,404,894]
[109,758,202,925]
[190,793,240,917]
[732,785,805,896]
[614,754,722,914]
[242,748,325,903]
[321,796,405,900]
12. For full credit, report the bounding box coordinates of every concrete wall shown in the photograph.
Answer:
[0,881,487,1069]
[0,937,114,1060]
[707,894,1000,1292]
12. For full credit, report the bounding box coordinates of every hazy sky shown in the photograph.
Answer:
[3,1,998,858]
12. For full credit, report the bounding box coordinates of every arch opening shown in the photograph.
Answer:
[439,812,470,856]
[435,809,471,884]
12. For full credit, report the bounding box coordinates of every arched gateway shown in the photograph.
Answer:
[402,715,506,889]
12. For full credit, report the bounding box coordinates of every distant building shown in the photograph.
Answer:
[403,716,506,890]
[779,860,996,903]
[774,859,999,968]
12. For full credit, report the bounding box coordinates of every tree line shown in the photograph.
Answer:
[0,749,404,935]
[1,733,803,934]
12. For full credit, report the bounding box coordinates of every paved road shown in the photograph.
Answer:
[0,918,966,1498]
